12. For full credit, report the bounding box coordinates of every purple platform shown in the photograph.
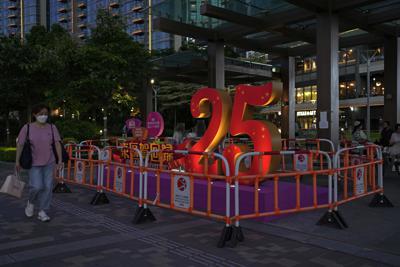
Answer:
[102,167,329,223]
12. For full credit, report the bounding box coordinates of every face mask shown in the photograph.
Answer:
[36,115,48,124]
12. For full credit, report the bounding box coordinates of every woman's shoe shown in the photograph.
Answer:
[37,210,51,222]
[25,201,34,218]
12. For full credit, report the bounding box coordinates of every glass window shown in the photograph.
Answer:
[311,85,317,102]
[371,77,384,96]
[303,86,312,102]
[296,88,303,103]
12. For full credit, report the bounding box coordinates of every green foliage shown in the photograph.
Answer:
[0,10,151,142]
[55,120,101,142]
[0,147,16,162]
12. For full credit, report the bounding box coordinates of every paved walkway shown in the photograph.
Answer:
[0,162,399,267]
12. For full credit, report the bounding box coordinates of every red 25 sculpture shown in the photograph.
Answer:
[186,82,282,178]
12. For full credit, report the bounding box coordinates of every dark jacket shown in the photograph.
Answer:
[380,127,393,147]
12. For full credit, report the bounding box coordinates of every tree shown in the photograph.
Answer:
[0,37,26,143]
[70,9,151,133]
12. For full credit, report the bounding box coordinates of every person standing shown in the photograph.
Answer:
[379,121,393,147]
[15,104,63,222]
[172,123,185,145]
[352,120,368,145]
[389,124,400,157]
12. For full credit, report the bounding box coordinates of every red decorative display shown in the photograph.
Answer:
[183,82,282,178]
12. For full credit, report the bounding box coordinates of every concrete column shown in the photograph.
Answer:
[384,36,400,126]
[316,13,339,146]
[207,41,225,89]
[39,0,47,29]
[140,79,153,121]
[355,46,362,97]
[71,0,78,34]
[280,57,296,139]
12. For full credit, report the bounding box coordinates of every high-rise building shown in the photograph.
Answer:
[0,0,48,38]
[0,0,179,51]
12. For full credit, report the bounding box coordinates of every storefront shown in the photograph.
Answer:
[296,110,316,130]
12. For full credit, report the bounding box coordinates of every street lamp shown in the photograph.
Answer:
[151,78,160,112]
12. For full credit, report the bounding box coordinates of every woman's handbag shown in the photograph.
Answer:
[51,124,69,163]
[19,124,32,169]
[0,172,25,198]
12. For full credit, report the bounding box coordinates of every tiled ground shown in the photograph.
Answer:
[0,162,399,267]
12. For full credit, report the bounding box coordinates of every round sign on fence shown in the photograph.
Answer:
[76,161,84,183]
[101,150,110,161]
[173,175,190,209]
[115,166,124,193]
[355,167,365,195]
[146,112,164,138]
[125,118,142,130]
[295,153,308,171]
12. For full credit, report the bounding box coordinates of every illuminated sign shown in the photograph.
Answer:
[185,82,282,178]
[296,110,316,117]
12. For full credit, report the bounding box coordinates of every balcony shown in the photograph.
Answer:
[109,2,119,8]
[78,23,86,29]
[78,2,86,9]
[8,5,17,10]
[78,33,86,39]
[112,13,119,18]
[58,7,67,13]
[58,0,67,2]
[58,17,67,23]
[132,30,144,36]
[8,22,17,28]
[78,13,86,19]
[132,6,142,12]
[8,13,17,19]
[133,18,144,24]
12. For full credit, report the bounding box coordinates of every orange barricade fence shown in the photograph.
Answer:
[98,146,143,202]
[55,144,144,204]
[56,144,102,191]
[281,138,335,171]
[333,145,389,210]
[79,138,127,148]
[222,138,335,171]
[55,143,391,248]
[136,150,232,243]
[229,150,334,246]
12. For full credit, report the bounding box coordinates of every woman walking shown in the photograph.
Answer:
[15,104,63,222]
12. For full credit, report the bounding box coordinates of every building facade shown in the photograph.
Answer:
[0,0,179,51]
[0,0,47,38]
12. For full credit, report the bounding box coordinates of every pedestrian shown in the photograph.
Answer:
[15,104,63,222]
[172,123,185,145]
[352,120,368,145]
[389,124,400,157]
[379,121,393,147]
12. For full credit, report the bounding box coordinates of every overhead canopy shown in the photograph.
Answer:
[151,0,400,57]
[152,50,275,84]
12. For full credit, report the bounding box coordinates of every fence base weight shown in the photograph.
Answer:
[53,182,71,193]
[132,207,156,224]
[217,226,244,248]
[90,191,110,205]
[317,210,348,229]
[369,193,394,207]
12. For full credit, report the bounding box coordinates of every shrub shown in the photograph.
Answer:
[55,120,101,142]
[0,147,16,162]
